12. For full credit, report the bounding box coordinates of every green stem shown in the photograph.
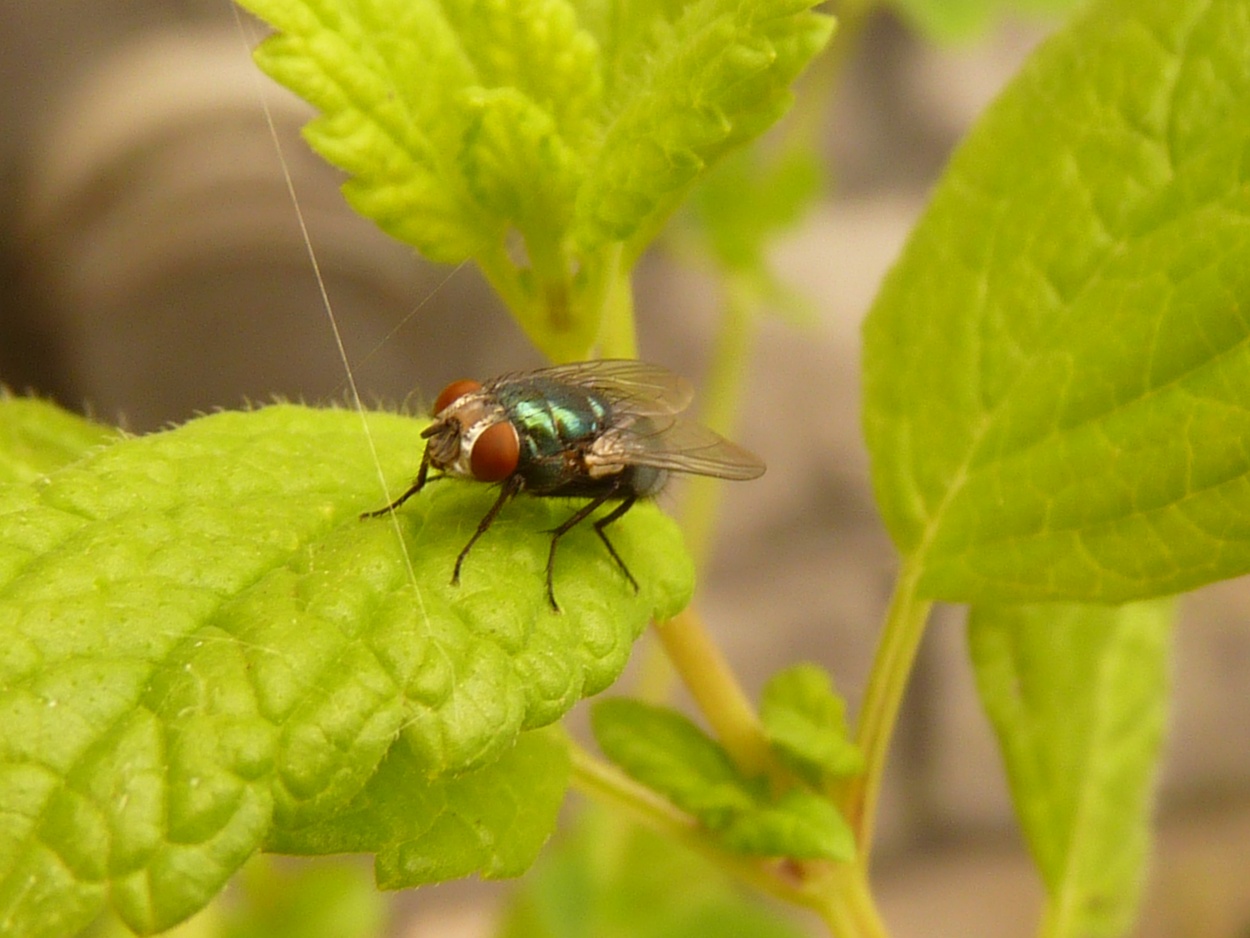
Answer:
[843,562,932,860]
[653,608,773,777]
[595,244,637,359]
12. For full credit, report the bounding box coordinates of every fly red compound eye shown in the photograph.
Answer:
[470,421,520,482]
[433,379,482,415]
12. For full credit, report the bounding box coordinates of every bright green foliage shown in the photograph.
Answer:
[268,726,569,887]
[497,810,809,938]
[759,664,862,789]
[887,0,1084,40]
[0,397,119,484]
[969,600,1173,937]
[591,698,854,861]
[0,404,692,936]
[863,0,1250,603]
[235,0,833,360]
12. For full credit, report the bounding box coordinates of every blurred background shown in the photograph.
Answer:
[3,2,1248,936]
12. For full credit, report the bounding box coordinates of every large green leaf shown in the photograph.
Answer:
[863,0,1250,603]
[237,0,833,360]
[0,397,119,484]
[0,404,691,936]
[969,600,1173,937]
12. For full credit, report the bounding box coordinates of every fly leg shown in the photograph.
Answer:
[592,494,639,594]
[360,446,433,518]
[453,473,523,585]
[544,486,636,612]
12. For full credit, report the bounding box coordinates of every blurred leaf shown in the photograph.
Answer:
[886,0,1084,41]
[759,663,863,788]
[970,600,1173,937]
[0,396,119,484]
[496,810,808,938]
[0,405,691,936]
[863,0,1250,603]
[591,698,853,860]
[224,856,387,938]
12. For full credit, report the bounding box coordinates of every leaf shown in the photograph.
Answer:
[0,397,119,484]
[0,405,692,937]
[590,698,853,861]
[759,664,863,788]
[573,0,835,255]
[862,0,1250,604]
[238,0,832,361]
[885,0,1085,41]
[221,855,388,938]
[497,808,810,938]
[969,600,1173,937]
[238,0,500,262]
[270,726,569,888]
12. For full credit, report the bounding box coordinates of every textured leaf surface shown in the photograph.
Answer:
[863,0,1250,603]
[759,664,862,788]
[0,405,691,936]
[591,698,853,861]
[270,726,569,888]
[236,0,832,359]
[0,397,119,484]
[969,600,1172,937]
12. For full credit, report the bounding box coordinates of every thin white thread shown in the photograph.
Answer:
[229,6,425,611]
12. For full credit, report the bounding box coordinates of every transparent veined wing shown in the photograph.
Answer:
[592,414,766,481]
[493,360,694,417]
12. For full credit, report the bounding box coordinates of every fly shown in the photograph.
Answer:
[362,359,766,611]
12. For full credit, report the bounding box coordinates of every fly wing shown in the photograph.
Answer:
[596,415,766,481]
[520,360,695,416]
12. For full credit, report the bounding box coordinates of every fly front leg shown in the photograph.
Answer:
[453,473,524,585]
[361,446,434,518]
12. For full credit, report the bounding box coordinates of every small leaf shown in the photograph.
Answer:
[719,788,854,861]
[591,698,753,825]
[0,396,119,484]
[0,405,690,936]
[969,600,1173,937]
[863,0,1250,603]
[759,664,863,787]
[591,698,853,861]
[269,726,569,887]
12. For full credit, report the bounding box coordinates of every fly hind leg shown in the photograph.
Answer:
[544,489,638,612]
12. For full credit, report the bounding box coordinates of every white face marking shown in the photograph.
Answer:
[435,395,508,479]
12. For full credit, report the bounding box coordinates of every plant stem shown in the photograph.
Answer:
[653,607,773,776]
[842,561,932,859]
[595,244,637,359]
